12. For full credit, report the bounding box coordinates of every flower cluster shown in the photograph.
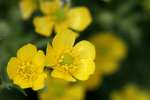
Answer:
[7,30,95,90]
[1,0,150,100]
[6,0,95,91]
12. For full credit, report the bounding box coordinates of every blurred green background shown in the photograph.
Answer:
[0,0,150,100]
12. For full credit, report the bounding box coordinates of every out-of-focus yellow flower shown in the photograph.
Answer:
[83,69,103,90]
[39,0,62,15]
[33,5,92,37]
[110,84,150,100]
[20,0,37,20]
[61,85,85,100]
[19,0,62,20]
[39,78,85,100]
[7,44,47,90]
[46,30,95,81]
[89,33,127,74]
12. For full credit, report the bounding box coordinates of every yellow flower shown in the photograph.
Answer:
[46,30,95,81]
[20,0,37,20]
[7,44,47,90]
[39,77,85,100]
[33,5,92,37]
[19,0,62,20]
[89,33,127,74]
[60,85,85,100]
[39,0,62,15]
[83,69,103,90]
[110,84,150,100]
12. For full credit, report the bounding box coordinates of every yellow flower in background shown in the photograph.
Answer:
[46,30,95,81]
[19,0,62,20]
[7,44,47,90]
[89,33,127,74]
[33,5,92,36]
[83,69,103,90]
[110,84,150,100]
[20,0,37,20]
[60,85,85,100]
[39,0,62,15]
[39,77,85,100]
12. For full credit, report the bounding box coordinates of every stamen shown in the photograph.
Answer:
[59,53,74,65]
[17,61,37,81]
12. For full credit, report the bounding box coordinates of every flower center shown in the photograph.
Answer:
[99,46,109,56]
[53,9,66,22]
[17,61,36,81]
[59,53,74,65]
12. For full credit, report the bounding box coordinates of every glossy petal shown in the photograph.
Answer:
[40,0,61,15]
[32,73,47,90]
[54,20,70,35]
[14,76,32,89]
[52,29,77,50]
[17,44,37,60]
[33,50,45,67]
[98,60,118,75]
[46,43,57,66]
[68,7,92,31]
[33,16,54,37]
[51,69,76,82]
[72,59,95,80]
[20,0,37,20]
[7,57,19,79]
[73,40,95,60]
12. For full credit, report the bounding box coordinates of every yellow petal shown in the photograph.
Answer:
[39,0,61,15]
[68,7,92,31]
[17,44,37,60]
[20,0,37,20]
[54,21,70,35]
[73,40,95,60]
[7,57,19,79]
[33,50,45,67]
[51,69,76,82]
[72,59,95,81]
[52,29,77,50]
[91,33,127,61]
[84,70,102,90]
[46,43,57,66]
[33,16,54,37]
[112,40,127,61]
[14,76,32,89]
[32,73,47,90]
[97,60,119,75]
[63,85,85,100]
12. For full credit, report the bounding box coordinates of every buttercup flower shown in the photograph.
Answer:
[7,44,47,90]
[39,0,62,15]
[33,4,92,36]
[60,85,85,100]
[110,84,150,100]
[39,78,85,100]
[89,33,127,74]
[19,0,62,20]
[83,69,103,90]
[20,0,37,20]
[46,30,95,81]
